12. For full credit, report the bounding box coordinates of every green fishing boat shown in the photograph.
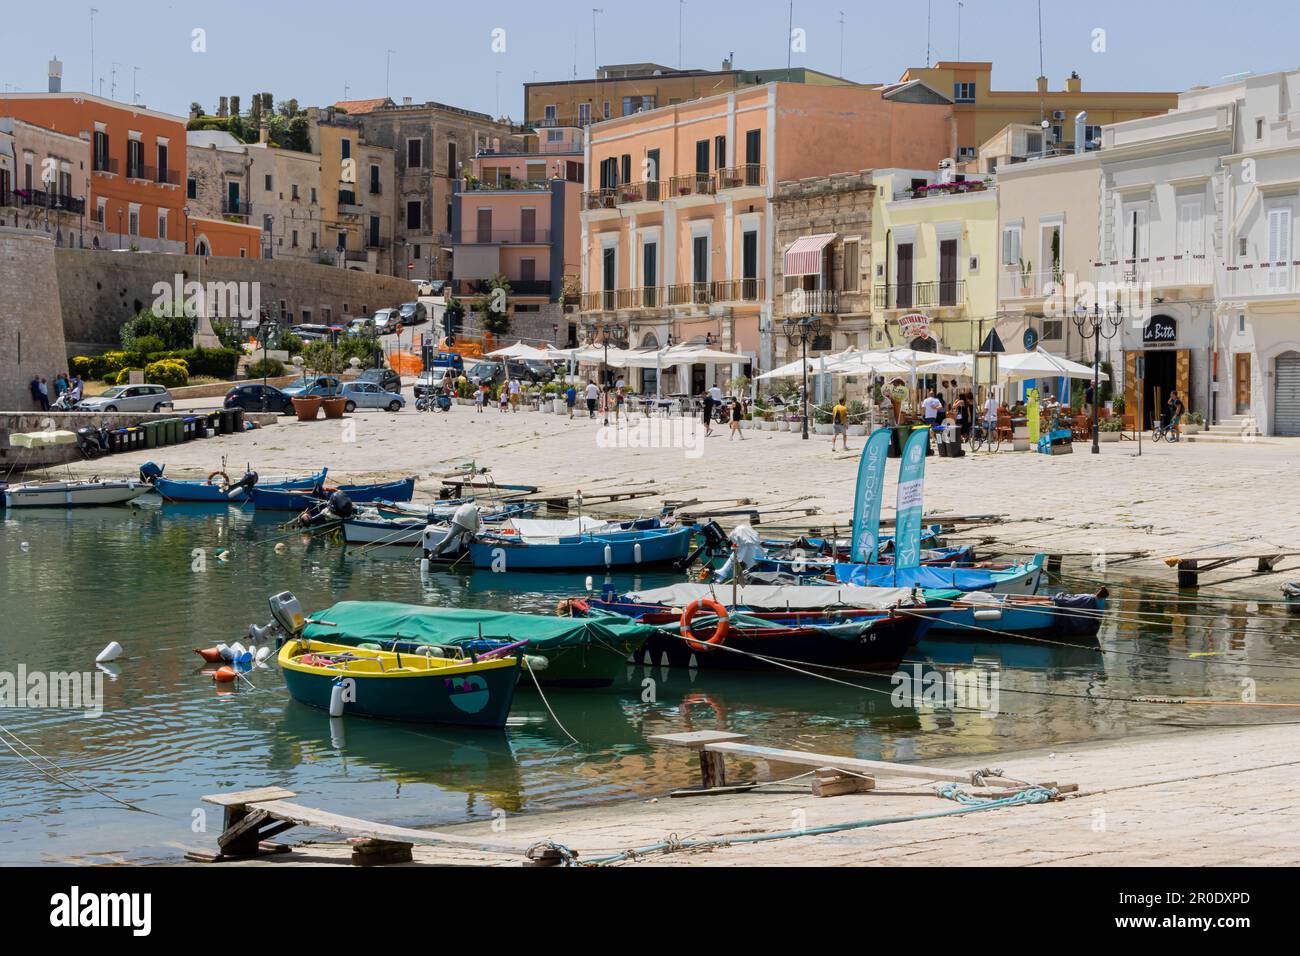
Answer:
[301,601,659,688]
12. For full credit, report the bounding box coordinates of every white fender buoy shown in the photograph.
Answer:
[216,550,230,562]
[95,641,123,663]
[329,679,347,717]
[585,575,593,591]
[604,544,613,568]
[274,542,287,554]
[216,642,231,661]
[19,542,30,552]
[973,609,1003,622]
[255,646,272,663]
[419,557,431,573]
[634,542,642,565]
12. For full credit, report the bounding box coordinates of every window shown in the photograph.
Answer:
[954,82,976,103]
[695,140,710,175]
[126,140,144,179]
[310,186,317,204]
[291,229,299,248]
[186,177,196,199]
[369,164,381,194]
[603,101,610,119]
[622,95,654,115]
[264,173,272,191]
[578,103,591,127]
[842,240,860,291]
[958,146,976,161]
[407,138,422,169]
[128,205,139,236]
[1001,225,1022,266]
[93,130,109,171]
[447,142,458,178]
[715,135,726,170]
[413,244,421,260]
[291,183,299,200]
[620,154,631,185]
[341,138,351,160]
[158,210,168,240]
[263,214,273,232]
[544,104,557,124]
[1051,125,1064,145]
[310,231,317,249]
[406,200,422,230]
[1042,319,1064,340]
[95,197,106,224]
[446,203,453,232]
[1239,236,1249,258]
[1084,124,1102,146]
[369,215,381,247]
[1256,118,1265,141]
[547,129,563,142]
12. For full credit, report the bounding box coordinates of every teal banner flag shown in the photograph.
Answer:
[850,428,893,563]
[893,427,930,573]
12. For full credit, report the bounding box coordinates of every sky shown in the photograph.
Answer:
[3,0,1299,122]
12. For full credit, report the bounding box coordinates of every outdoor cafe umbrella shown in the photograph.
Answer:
[997,347,1109,382]
[487,340,552,361]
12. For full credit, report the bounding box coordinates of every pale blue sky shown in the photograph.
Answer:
[4,0,1298,121]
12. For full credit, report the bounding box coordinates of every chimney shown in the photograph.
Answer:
[723,53,734,71]
[258,122,268,145]
[1065,71,1082,94]
[402,96,412,106]
[1036,75,1048,94]
[218,96,229,118]
[47,57,63,93]
[1074,111,1088,155]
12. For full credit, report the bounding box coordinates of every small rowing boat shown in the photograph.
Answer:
[470,521,692,571]
[139,460,326,502]
[278,637,521,727]
[249,475,416,510]
[4,478,151,509]
[833,554,1047,595]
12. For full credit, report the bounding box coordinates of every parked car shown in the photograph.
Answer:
[372,308,401,334]
[346,316,376,337]
[224,383,293,414]
[77,384,174,413]
[357,367,402,393]
[467,359,553,387]
[398,301,428,326]
[414,370,459,399]
[280,376,342,398]
[291,323,344,342]
[339,381,405,412]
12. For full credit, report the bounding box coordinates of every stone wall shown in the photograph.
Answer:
[53,248,421,354]
[0,228,69,411]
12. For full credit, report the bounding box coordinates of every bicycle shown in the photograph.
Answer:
[970,419,1001,453]
[1152,418,1182,443]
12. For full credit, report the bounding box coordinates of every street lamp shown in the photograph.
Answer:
[783,314,823,440]
[116,207,123,249]
[586,321,627,426]
[1072,299,1124,454]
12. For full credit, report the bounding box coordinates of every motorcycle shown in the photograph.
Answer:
[76,421,112,460]
[52,392,81,412]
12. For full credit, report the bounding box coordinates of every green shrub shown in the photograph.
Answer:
[247,357,286,379]
[71,356,104,381]
[133,334,168,357]
[115,367,144,385]
[144,359,190,389]
[101,351,142,377]
[120,309,194,351]
[279,332,305,355]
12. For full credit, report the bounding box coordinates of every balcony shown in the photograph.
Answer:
[1092,256,1215,292]
[998,269,1068,301]
[458,278,553,297]
[717,164,766,193]
[668,173,717,203]
[127,163,176,184]
[464,177,550,193]
[1,189,85,215]
[783,289,842,314]
[615,180,663,207]
[456,228,551,245]
[582,280,765,313]
[712,278,765,303]
[337,192,364,215]
[581,287,665,312]
[365,237,391,250]
[582,188,617,213]
[872,280,967,311]
[221,199,251,217]
[343,249,370,263]
[92,156,118,175]
[1219,261,1300,300]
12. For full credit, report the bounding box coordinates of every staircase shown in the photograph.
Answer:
[1186,413,1269,444]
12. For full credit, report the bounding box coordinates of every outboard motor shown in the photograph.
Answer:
[430,502,481,559]
[713,522,763,582]
[328,490,355,519]
[296,491,354,528]
[676,520,730,571]
[226,470,260,500]
[138,461,164,484]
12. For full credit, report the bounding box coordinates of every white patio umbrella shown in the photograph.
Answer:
[757,348,859,380]
[998,347,1109,382]
[488,340,552,361]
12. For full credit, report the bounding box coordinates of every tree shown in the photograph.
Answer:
[476,275,512,337]
[120,306,195,351]
[190,101,204,117]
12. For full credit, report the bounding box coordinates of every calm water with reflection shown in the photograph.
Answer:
[2,498,1299,863]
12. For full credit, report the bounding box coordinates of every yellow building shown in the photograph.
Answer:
[310,109,396,275]
[869,166,999,353]
[893,62,1178,163]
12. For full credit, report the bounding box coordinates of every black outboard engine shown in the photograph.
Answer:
[226,470,259,499]
[296,491,354,529]
[139,461,164,484]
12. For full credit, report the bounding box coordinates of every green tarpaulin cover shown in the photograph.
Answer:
[303,602,660,651]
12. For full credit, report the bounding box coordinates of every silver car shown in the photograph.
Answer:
[339,381,405,412]
[372,308,401,334]
[78,383,175,413]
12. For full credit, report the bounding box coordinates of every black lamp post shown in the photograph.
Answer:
[783,314,823,440]
[1072,300,1124,454]
[587,321,627,426]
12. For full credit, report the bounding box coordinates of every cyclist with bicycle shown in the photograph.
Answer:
[1155,390,1185,442]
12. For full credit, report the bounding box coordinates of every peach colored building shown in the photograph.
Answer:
[186,214,262,259]
[0,116,91,246]
[0,92,187,253]
[579,82,954,389]
[451,126,584,343]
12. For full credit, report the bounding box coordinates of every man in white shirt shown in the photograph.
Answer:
[585,380,599,419]
[508,377,521,413]
[984,394,1000,431]
[704,384,723,436]
[921,390,942,425]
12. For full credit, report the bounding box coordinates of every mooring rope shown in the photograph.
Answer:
[0,722,164,816]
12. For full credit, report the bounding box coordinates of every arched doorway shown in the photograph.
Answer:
[1274,351,1300,436]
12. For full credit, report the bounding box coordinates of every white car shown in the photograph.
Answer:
[77,384,174,413]
[372,308,401,334]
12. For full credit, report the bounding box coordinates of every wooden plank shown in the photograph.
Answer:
[811,768,876,798]
[703,742,980,785]
[217,808,271,854]
[648,731,750,749]
[699,750,728,789]
[202,786,297,808]
[246,799,520,854]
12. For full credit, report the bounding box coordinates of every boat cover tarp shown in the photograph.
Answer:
[10,430,78,448]
[304,601,661,650]
[620,582,935,611]
[505,517,620,540]
[835,564,1008,589]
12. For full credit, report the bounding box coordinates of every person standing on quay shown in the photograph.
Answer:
[508,377,521,413]
[831,396,849,452]
[585,380,599,419]
[565,382,577,419]
[729,397,745,441]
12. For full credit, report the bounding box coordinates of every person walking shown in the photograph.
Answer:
[705,382,723,437]
[831,395,850,451]
[921,388,942,427]
[565,382,577,419]
[728,397,745,441]
[954,391,971,442]
[585,380,599,419]
[983,391,1000,438]
[508,377,521,413]
[615,379,626,421]
[475,382,487,414]
[1167,390,1185,437]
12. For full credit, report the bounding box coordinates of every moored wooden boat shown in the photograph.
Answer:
[249,475,416,510]
[469,524,692,571]
[833,554,1048,595]
[4,478,151,509]
[278,638,521,727]
[141,461,326,502]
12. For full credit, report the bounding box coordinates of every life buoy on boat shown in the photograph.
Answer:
[681,598,729,652]
[207,470,230,487]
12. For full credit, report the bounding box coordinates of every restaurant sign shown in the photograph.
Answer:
[897,313,932,341]
[1142,315,1178,349]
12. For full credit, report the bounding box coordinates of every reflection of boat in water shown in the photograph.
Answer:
[914,636,1103,672]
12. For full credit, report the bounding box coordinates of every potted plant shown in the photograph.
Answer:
[320,360,349,419]
[1183,411,1204,434]
[289,354,323,421]
[812,406,834,436]
[847,400,868,437]
[1019,258,1034,296]
[1098,418,1123,443]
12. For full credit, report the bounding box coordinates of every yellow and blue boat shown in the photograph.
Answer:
[277,638,521,728]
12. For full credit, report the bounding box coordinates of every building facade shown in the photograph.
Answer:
[0,116,91,247]
[247,141,324,264]
[309,108,396,275]
[343,100,517,281]
[579,82,955,389]
[451,125,584,345]
[525,61,856,129]
[184,129,251,224]
[0,92,187,253]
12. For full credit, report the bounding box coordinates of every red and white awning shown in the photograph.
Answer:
[784,233,836,277]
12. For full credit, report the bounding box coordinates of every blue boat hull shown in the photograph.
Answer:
[250,476,416,510]
[930,592,1104,638]
[834,554,1047,594]
[153,471,324,502]
[470,526,693,571]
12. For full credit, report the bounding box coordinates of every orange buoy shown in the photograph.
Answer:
[213,666,239,683]
[681,598,730,652]
[196,647,223,663]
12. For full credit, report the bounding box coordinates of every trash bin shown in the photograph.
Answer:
[888,424,910,458]
[229,409,244,433]
[182,417,197,441]
[143,421,159,449]
[108,429,126,454]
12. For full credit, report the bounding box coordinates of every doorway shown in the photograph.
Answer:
[1235,353,1252,415]
[1142,350,1177,430]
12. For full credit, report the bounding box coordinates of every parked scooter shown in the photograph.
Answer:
[76,422,112,460]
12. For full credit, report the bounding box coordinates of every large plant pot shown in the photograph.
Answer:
[292,396,323,422]
[1098,430,1121,443]
[813,423,834,436]
[848,424,867,437]
[1182,423,1201,434]
[321,396,348,419]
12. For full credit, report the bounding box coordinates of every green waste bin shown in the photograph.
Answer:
[168,418,182,444]
[143,421,159,449]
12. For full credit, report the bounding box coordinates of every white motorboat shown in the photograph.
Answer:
[4,479,151,509]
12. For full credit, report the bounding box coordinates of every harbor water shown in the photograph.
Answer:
[2,499,1299,864]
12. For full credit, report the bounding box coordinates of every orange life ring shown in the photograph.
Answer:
[207,470,230,487]
[681,598,729,652]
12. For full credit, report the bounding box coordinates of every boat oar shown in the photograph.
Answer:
[477,639,531,661]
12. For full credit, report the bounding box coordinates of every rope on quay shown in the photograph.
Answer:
[576,786,1058,867]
